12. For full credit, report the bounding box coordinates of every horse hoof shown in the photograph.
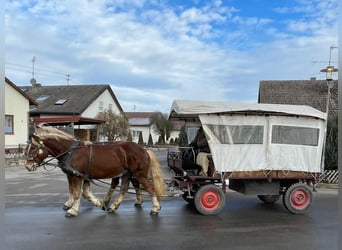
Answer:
[150,210,159,216]
[107,208,115,213]
[101,206,106,211]
[63,205,70,211]
[65,212,76,218]
[134,203,142,208]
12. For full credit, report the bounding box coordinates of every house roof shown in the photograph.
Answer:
[125,112,161,126]
[22,84,124,115]
[258,79,338,116]
[5,77,38,106]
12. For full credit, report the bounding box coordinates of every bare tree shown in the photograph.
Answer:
[150,112,172,144]
[96,109,130,141]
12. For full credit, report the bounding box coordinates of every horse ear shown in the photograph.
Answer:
[31,134,40,145]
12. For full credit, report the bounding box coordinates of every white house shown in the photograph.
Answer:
[22,84,124,141]
[5,77,38,149]
[125,112,163,144]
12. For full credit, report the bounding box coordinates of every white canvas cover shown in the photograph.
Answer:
[169,100,326,173]
[169,100,326,120]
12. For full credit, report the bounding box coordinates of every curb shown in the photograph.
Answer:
[316,183,338,190]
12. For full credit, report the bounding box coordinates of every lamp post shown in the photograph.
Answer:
[319,65,338,172]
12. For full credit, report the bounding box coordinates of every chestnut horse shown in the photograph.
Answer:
[25,125,167,217]
[24,141,144,212]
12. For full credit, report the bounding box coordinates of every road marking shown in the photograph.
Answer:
[28,183,48,189]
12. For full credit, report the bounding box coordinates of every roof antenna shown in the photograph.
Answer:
[30,56,37,86]
[66,74,70,85]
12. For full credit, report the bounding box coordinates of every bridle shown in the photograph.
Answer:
[25,141,58,171]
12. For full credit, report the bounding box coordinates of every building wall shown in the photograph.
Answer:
[5,81,30,148]
[82,89,121,117]
[130,125,159,144]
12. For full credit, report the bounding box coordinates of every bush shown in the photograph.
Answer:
[138,132,144,145]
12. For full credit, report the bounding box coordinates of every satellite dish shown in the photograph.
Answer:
[30,78,37,86]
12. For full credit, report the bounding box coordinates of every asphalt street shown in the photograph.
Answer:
[4,149,339,250]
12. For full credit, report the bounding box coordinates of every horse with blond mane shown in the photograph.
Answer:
[25,124,167,217]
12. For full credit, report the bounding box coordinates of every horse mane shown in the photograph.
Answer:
[35,124,75,141]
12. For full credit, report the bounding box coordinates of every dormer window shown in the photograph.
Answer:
[55,99,68,105]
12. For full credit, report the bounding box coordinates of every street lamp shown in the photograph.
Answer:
[319,65,338,172]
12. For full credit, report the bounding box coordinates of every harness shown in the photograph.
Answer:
[58,140,86,178]
[38,140,129,188]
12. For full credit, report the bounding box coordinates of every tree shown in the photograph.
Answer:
[150,112,172,144]
[127,130,133,142]
[96,109,130,141]
[148,133,153,145]
[178,125,188,147]
[138,131,144,144]
[325,116,337,170]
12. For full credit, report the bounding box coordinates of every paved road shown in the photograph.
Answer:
[5,149,339,250]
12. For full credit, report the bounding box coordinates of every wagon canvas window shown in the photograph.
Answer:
[206,125,264,144]
[271,125,319,146]
[5,115,14,134]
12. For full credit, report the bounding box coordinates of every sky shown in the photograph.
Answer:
[5,0,339,113]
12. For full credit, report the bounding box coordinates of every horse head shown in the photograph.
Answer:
[33,124,76,155]
[24,134,50,171]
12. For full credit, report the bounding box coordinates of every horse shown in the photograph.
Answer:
[25,124,167,217]
[24,141,144,212]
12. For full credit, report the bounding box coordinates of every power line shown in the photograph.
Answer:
[5,61,67,76]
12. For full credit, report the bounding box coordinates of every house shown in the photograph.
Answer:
[125,112,164,144]
[22,84,124,141]
[5,77,38,150]
[258,78,338,119]
[168,120,185,144]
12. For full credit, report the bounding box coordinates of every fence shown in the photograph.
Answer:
[5,144,27,167]
[319,170,338,184]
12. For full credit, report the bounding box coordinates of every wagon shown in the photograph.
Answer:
[167,100,326,215]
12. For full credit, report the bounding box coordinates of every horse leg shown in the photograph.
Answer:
[100,177,120,211]
[135,176,161,215]
[131,178,143,207]
[63,175,75,210]
[108,174,130,213]
[82,179,102,208]
[65,176,84,217]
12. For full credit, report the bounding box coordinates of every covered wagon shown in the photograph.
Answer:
[167,100,326,215]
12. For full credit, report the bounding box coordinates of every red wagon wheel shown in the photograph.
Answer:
[194,184,225,216]
[283,183,313,214]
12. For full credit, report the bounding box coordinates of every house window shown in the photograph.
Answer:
[99,101,104,112]
[5,115,14,134]
[132,130,141,138]
[55,99,68,105]
[36,95,49,103]
[108,104,113,110]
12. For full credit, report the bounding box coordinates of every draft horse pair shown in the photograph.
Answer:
[25,124,167,217]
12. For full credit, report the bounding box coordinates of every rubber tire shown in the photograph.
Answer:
[194,184,225,216]
[257,195,280,204]
[283,183,313,214]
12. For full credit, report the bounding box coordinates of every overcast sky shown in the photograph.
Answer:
[5,0,338,113]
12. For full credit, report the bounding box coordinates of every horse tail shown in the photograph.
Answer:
[146,149,168,198]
